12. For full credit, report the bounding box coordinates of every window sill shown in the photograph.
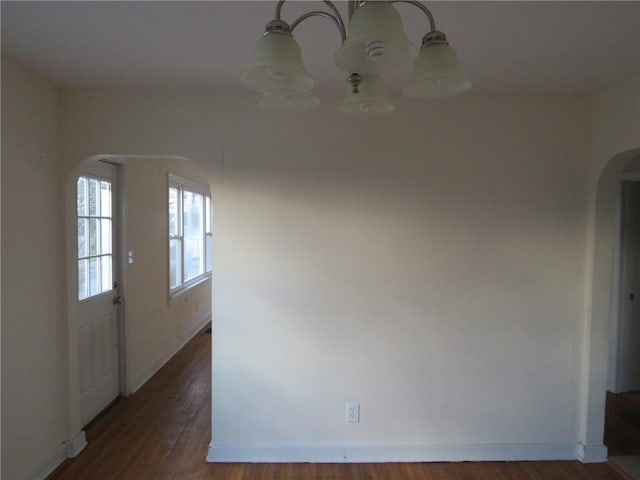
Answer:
[169,273,211,304]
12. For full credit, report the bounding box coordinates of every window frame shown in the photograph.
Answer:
[168,173,212,302]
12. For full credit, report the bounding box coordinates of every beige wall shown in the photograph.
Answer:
[589,75,640,181]
[121,156,212,393]
[1,58,67,480]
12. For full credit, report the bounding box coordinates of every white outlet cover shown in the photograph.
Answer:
[346,402,360,423]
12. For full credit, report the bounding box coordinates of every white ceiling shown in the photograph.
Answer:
[1,1,639,94]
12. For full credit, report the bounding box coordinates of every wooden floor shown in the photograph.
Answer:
[605,391,640,455]
[48,329,628,480]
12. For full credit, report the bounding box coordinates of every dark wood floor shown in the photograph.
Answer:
[48,329,628,480]
[605,390,640,455]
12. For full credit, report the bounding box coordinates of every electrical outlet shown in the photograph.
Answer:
[346,402,360,423]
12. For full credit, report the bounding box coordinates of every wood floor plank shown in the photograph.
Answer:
[47,329,628,480]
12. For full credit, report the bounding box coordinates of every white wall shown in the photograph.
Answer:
[121,156,212,393]
[1,58,67,480]
[60,89,593,461]
[589,76,640,179]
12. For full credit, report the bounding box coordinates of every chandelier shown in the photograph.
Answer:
[240,0,471,113]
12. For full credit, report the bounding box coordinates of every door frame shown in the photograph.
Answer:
[610,170,640,392]
[65,155,130,449]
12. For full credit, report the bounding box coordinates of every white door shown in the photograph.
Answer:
[76,161,120,426]
[618,180,640,392]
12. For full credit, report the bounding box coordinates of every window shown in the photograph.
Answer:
[169,174,212,299]
[77,175,113,301]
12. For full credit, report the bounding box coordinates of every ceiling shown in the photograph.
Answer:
[1,1,639,94]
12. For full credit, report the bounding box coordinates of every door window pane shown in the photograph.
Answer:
[77,174,114,301]
[77,177,87,216]
[101,255,112,293]
[89,257,100,296]
[78,259,89,301]
[78,219,88,257]
[88,177,99,216]
[88,219,99,256]
[100,181,111,217]
[101,219,112,254]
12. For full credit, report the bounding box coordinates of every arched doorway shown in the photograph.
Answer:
[64,154,213,452]
[580,147,640,467]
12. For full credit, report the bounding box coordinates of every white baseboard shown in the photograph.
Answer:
[129,313,211,394]
[577,443,608,463]
[66,430,87,458]
[207,442,580,463]
[20,431,87,480]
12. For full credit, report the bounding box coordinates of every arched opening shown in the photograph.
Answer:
[64,154,213,452]
[580,147,640,465]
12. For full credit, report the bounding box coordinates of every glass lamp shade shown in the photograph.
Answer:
[257,92,320,112]
[402,43,471,99]
[240,32,314,95]
[338,75,395,114]
[335,2,417,74]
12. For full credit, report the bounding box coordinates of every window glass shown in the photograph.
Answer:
[100,181,111,217]
[77,177,87,217]
[77,174,114,301]
[78,259,88,300]
[89,257,100,297]
[101,256,112,293]
[88,177,99,216]
[169,238,182,289]
[168,176,212,297]
[183,191,204,281]
[101,219,112,254]
[169,187,180,236]
[205,196,211,233]
[78,218,88,258]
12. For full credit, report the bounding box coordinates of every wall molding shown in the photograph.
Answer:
[129,313,211,394]
[66,430,87,458]
[207,442,584,464]
[577,443,608,463]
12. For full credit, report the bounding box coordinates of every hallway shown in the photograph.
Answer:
[48,327,212,480]
[48,329,627,480]
[606,391,640,478]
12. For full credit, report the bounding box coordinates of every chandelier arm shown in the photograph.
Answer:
[275,0,286,20]
[321,1,346,39]
[275,1,346,42]
[290,11,347,43]
[389,0,436,32]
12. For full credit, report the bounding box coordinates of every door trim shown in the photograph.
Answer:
[614,176,640,392]
[115,162,130,394]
